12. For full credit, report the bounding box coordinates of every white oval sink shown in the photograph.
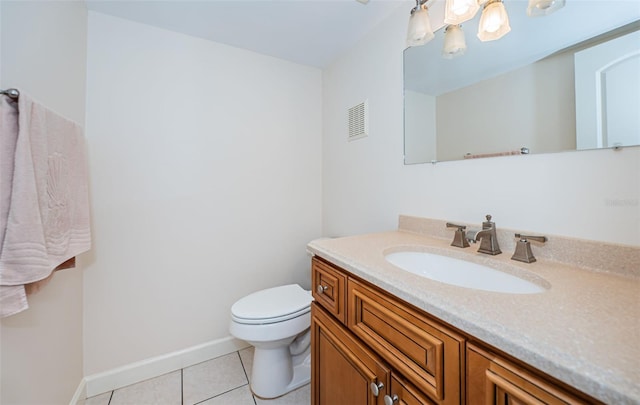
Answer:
[385,251,546,294]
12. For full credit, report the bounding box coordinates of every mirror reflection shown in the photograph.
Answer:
[403,1,640,164]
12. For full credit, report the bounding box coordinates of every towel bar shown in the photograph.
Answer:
[0,88,20,100]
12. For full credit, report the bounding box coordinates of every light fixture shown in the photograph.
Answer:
[407,0,558,58]
[477,0,511,42]
[526,0,565,17]
[442,25,466,59]
[444,0,480,25]
[406,0,435,47]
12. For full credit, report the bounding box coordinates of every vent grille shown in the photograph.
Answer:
[348,100,368,141]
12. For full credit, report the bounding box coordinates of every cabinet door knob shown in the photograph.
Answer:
[384,394,398,405]
[370,381,384,397]
[316,285,328,294]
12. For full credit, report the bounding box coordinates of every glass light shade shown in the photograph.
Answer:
[442,25,466,59]
[526,0,566,17]
[406,6,435,47]
[477,0,511,42]
[444,0,480,25]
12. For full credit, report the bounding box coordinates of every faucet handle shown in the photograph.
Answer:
[515,233,547,243]
[511,233,547,263]
[446,223,470,248]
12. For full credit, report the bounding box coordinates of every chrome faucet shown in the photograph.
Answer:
[467,215,502,255]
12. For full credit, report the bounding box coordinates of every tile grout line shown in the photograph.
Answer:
[237,350,257,405]
[237,350,250,382]
[191,383,252,405]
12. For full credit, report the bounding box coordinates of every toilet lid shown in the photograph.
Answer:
[231,284,312,324]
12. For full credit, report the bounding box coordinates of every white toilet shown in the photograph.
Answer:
[229,284,313,399]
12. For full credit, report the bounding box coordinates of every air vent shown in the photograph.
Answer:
[348,100,369,141]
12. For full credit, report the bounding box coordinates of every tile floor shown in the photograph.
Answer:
[78,347,310,405]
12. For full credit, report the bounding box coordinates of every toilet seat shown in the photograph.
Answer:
[231,284,312,325]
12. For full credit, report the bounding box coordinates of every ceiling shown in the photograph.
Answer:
[84,0,640,87]
[85,0,408,68]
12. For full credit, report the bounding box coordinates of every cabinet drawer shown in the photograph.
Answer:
[388,373,436,405]
[312,257,347,324]
[467,344,594,405]
[348,279,464,404]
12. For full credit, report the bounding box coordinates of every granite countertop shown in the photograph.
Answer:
[307,229,640,404]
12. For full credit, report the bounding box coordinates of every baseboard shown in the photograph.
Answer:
[83,336,249,398]
[69,378,87,405]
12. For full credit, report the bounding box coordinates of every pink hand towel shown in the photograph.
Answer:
[0,93,91,317]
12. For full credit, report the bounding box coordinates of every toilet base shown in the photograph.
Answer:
[250,345,311,399]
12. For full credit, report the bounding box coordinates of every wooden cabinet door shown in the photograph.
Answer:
[312,303,390,405]
[467,344,593,405]
[385,373,437,405]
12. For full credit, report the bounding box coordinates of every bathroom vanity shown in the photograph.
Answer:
[308,216,640,404]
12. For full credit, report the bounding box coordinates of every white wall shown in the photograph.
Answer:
[0,1,87,403]
[322,6,640,246]
[83,12,322,375]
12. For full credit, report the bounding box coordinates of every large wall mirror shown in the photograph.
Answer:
[403,1,640,164]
